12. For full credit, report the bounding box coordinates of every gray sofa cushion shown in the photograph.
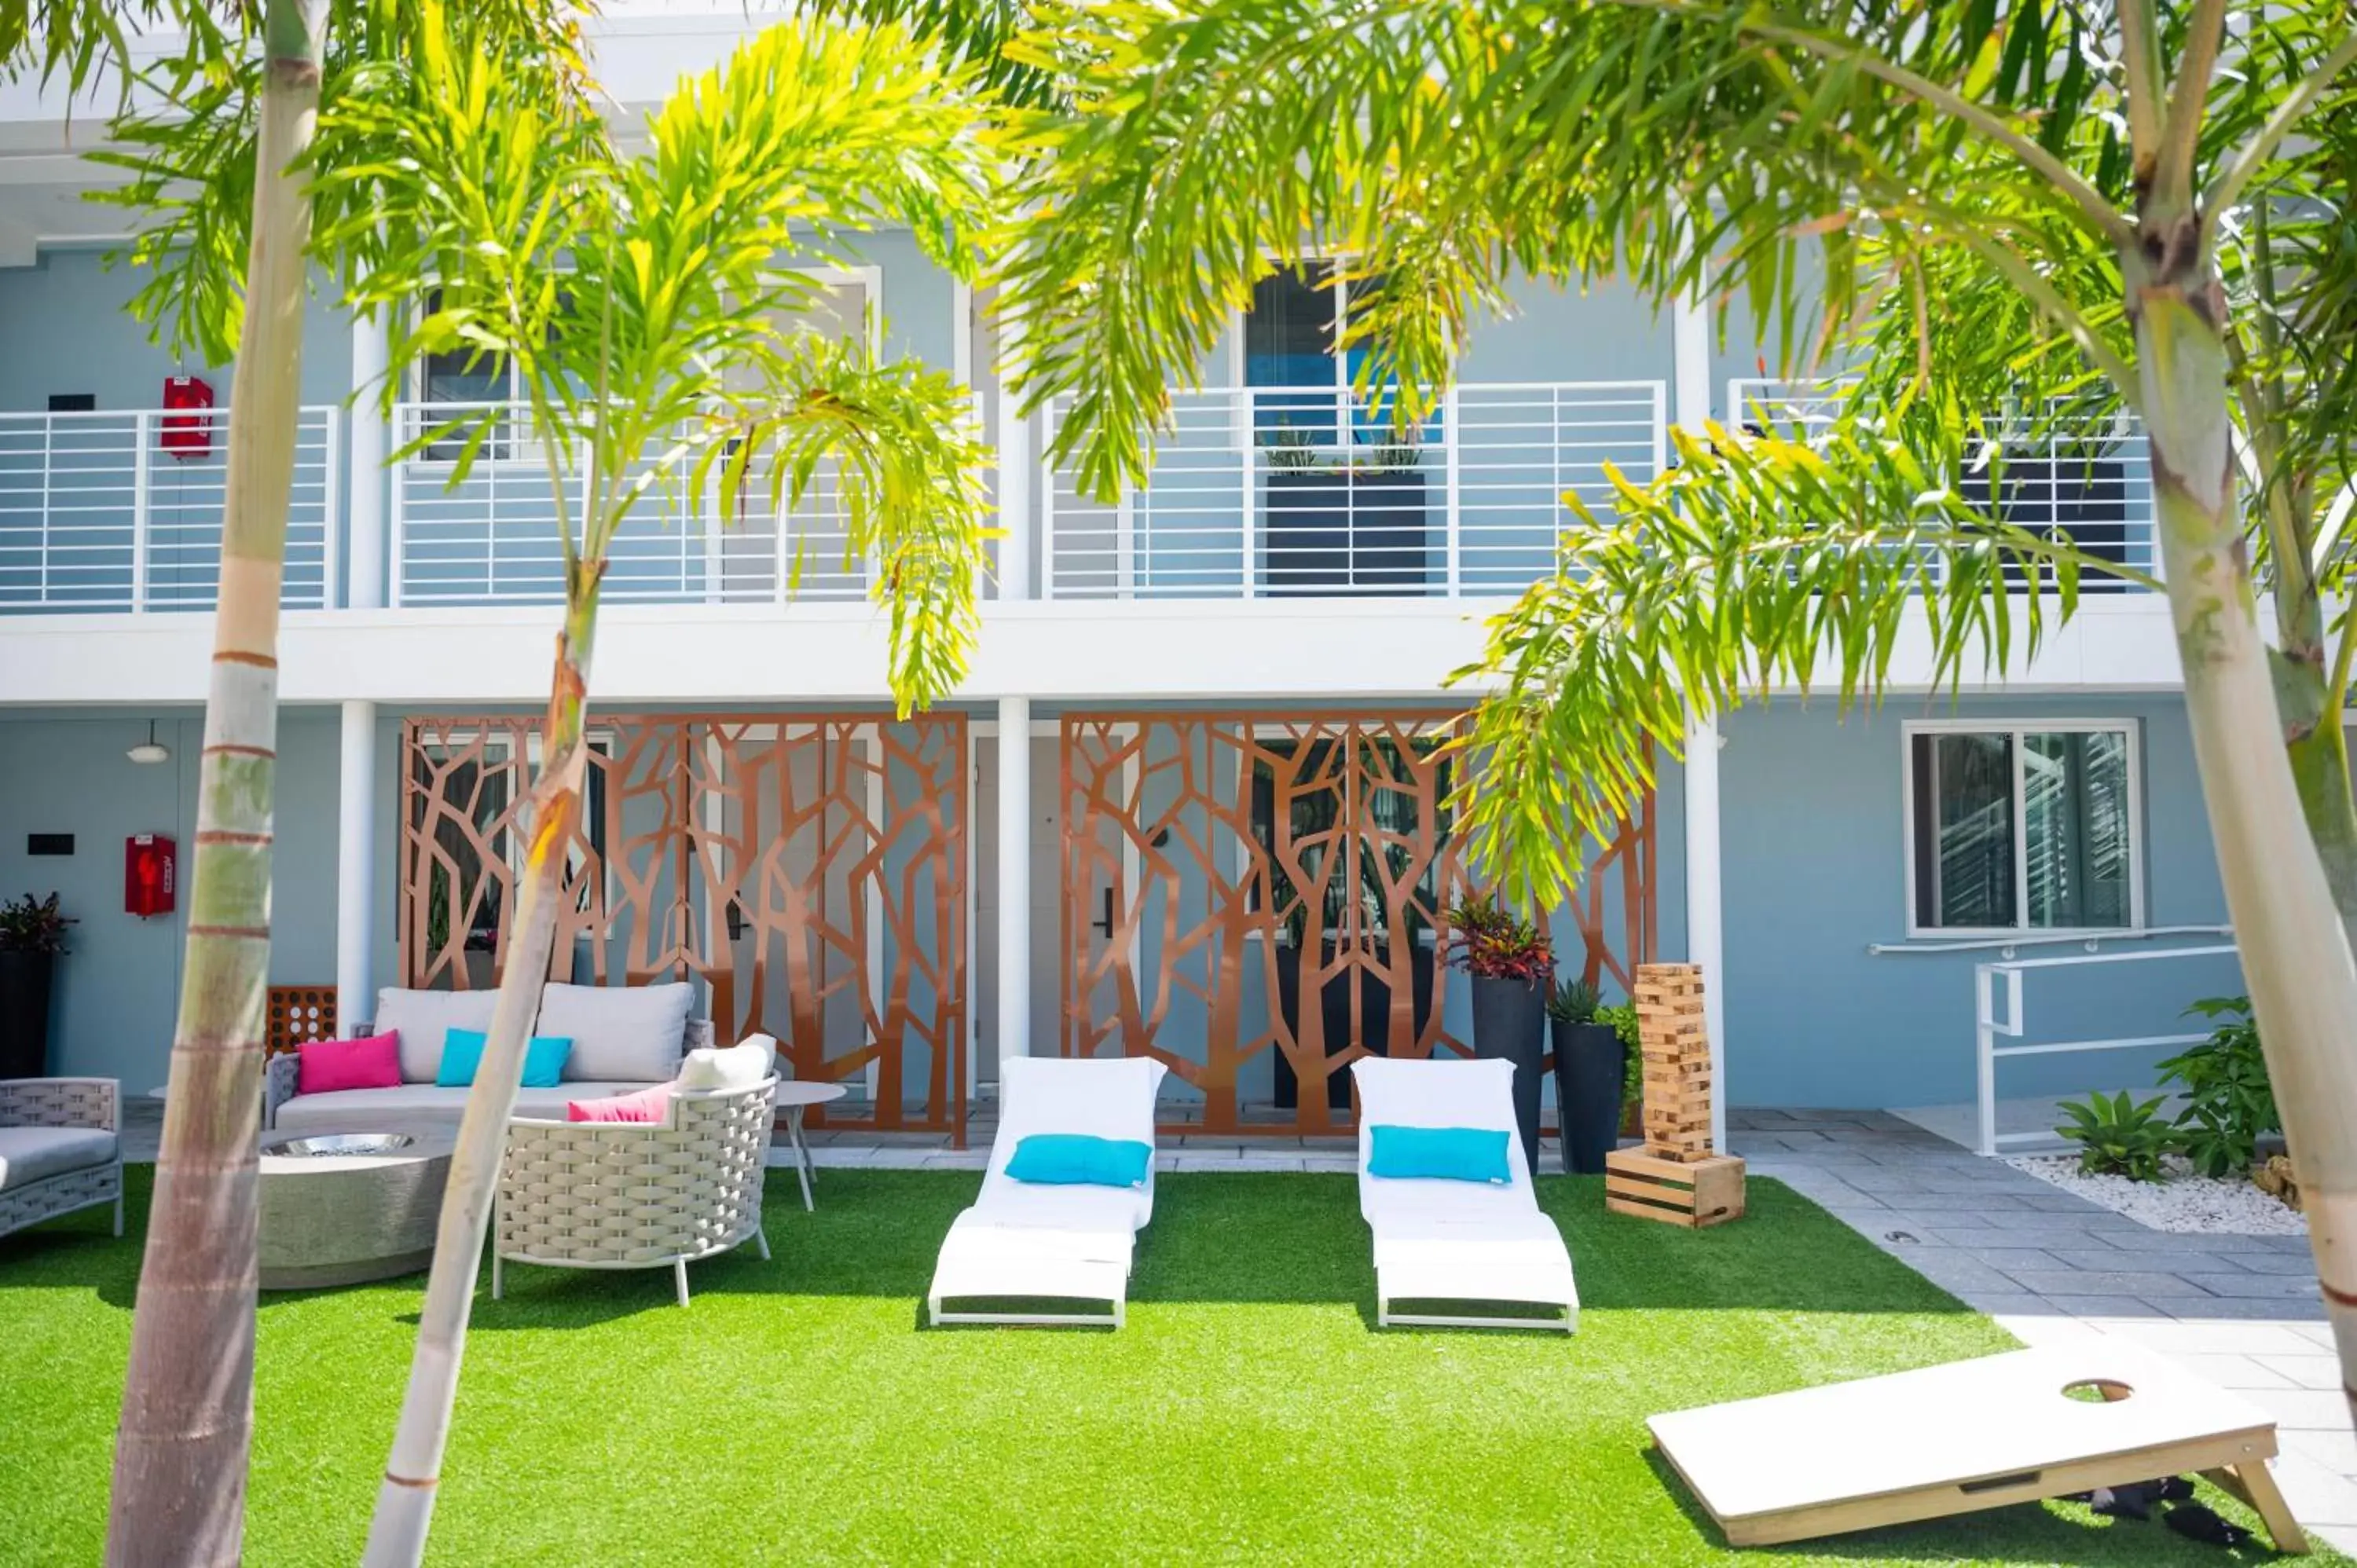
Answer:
[0,1126,119,1192]
[373,987,507,1084]
[272,1083,658,1137]
[536,981,693,1083]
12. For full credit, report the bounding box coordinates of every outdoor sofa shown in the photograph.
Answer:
[266,981,706,1134]
[494,1035,779,1306]
[0,1076,123,1242]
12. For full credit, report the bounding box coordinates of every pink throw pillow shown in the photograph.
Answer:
[566,1083,675,1124]
[295,1032,402,1096]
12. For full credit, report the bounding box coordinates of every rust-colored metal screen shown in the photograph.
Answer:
[1060,710,1654,1135]
[401,713,966,1134]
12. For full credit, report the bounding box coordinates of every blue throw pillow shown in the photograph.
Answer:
[438,1028,575,1090]
[1367,1124,1514,1185]
[1004,1133,1154,1189]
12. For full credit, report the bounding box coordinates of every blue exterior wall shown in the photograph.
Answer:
[0,706,401,1090]
[1715,693,2242,1108]
[0,247,357,416]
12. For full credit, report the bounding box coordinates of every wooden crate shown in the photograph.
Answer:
[1605,1149,1746,1228]
[266,985,339,1057]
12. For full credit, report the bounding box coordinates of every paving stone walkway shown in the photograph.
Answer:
[1730,1108,2357,1554]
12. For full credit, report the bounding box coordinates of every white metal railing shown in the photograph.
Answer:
[0,405,339,612]
[1728,377,2160,588]
[390,401,866,607]
[1041,381,1667,599]
[1973,942,2241,1156]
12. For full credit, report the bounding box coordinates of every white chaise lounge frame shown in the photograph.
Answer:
[927,1055,1166,1328]
[1351,1057,1578,1333]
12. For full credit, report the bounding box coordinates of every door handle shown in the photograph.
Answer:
[1091,886,1115,938]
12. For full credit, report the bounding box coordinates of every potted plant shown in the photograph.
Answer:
[0,892,74,1079]
[1445,894,1553,1174]
[1547,977,1626,1174]
[1260,419,1432,595]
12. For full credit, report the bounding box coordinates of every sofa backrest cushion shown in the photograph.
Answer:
[537,981,694,1083]
[374,987,505,1084]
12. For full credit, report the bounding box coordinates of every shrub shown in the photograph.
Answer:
[1545,977,1600,1024]
[0,892,71,955]
[2157,995,2277,1179]
[1442,896,1554,984]
[2055,1090,2178,1182]
[1593,1002,1643,1109]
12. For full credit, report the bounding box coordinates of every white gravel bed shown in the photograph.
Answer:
[2004,1152,2307,1235]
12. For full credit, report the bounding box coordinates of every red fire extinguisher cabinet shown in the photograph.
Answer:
[161,376,214,460]
[126,834,176,918]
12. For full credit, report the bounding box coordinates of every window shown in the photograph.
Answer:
[1241,262,1396,445]
[412,288,524,462]
[1905,722,2139,933]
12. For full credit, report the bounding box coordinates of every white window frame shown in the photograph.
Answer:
[792,265,885,360]
[1900,716,2146,939]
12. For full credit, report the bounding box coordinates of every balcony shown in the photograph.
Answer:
[1040,382,1668,599]
[390,401,867,608]
[1728,379,2161,589]
[0,406,339,613]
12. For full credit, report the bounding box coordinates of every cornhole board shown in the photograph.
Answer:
[1648,1342,2307,1553]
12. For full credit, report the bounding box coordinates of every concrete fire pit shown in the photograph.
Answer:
[258,1127,456,1290]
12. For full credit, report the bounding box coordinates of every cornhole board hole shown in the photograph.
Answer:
[1648,1342,2306,1553]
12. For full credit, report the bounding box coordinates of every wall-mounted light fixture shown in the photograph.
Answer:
[126,720,170,766]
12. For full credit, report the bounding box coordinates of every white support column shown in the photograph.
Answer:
[1684,710,1726,1152]
[1672,259,1727,1146]
[994,315,1033,603]
[1672,280,1713,438]
[347,310,391,609]
[995,696,1033,1069]
[336,699,379,1029]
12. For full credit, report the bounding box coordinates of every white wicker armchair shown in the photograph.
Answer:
[0,1077,123,1242]
[493,1077,778,1306]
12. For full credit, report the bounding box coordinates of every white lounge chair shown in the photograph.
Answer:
[1351,1056,1578,1332]
[927,1055,1168,1328]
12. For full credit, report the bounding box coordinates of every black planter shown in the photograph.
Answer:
[0,949,57,1080]
[1551,1019,1626,1174]
[1264,471,1431,595]
[1273,941,1434,1112]
[1468,974,1547,1178]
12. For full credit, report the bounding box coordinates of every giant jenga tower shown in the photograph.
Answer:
[1602,963,1746,1227]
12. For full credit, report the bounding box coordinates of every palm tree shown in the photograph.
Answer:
[850,0,2357,1408]
[10,4,583,1562]
[102,7,327,1560]
[311,14,1000,1562]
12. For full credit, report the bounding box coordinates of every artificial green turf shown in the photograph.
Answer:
[0,1169,2326,1566]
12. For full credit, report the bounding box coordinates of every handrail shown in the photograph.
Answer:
[1869,923,2231,956]
[1725,376,2161,592]
[387,398,858,608]
[1972,941,2242,1156]
[1039,379,1669,601]
[0,403,340,613]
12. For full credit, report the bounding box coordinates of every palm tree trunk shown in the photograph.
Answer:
[363,572,603,1568]
[2128,210,2357,1421]
[104,7,322,1563]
